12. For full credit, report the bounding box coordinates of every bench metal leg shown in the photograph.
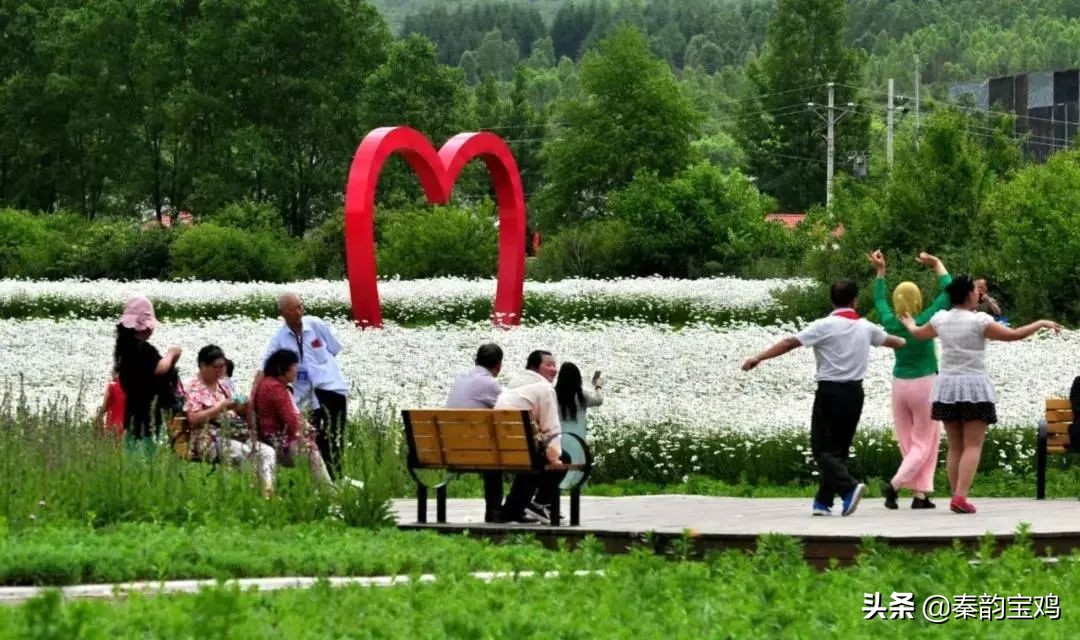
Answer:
[549,491,561,527]
[570,487,581,526]
[1037,420,1048,500]
[436,484,447,523]
[417,483,428,523]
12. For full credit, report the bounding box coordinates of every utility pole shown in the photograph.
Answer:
[808,82,854,208]
[887,78,895,167]
[914,55,921,150]
[827,82,836,207]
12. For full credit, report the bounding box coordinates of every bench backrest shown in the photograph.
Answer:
[402,409,543,472]
[1045,398,1071,454]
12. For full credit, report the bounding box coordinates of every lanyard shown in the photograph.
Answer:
[294,331,304,363]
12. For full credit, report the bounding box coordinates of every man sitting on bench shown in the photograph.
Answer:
[494,350,569,524]
[445,343,506,523]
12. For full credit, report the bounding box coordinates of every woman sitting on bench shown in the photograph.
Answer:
[250,349,334,490]
[183,345,277,498]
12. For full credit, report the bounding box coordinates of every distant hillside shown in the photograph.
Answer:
[372,0,566,30]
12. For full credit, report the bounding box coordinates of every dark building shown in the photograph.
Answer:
[950,70,1079,162]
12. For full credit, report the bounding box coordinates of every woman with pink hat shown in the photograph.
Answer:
[113,295,182,447]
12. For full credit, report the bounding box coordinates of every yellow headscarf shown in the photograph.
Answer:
[892,281,923,317]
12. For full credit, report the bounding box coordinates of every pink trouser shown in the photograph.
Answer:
[890,375,941,493]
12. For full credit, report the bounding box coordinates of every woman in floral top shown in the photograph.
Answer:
[251,349,333,488]
[183,345,276,498]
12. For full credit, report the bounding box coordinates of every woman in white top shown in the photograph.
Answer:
[900,275,1060,514]
[554,362,603,489]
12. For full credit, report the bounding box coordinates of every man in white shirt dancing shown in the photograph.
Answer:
[743,279,905,517]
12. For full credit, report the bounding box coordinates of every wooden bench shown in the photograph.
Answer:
[401,409,592,526]
[1037,398,1074,499]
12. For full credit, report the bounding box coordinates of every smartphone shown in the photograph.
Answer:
[592,370,602,383]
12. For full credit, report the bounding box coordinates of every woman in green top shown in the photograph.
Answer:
[868,250,952,510]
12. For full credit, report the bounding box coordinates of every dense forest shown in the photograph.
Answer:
[4,0,1080,322]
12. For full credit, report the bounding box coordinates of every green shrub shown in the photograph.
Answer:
[59,222,174,280]
[607,164,784,277]
[302,213,346,279]
[531,218,633,280]
[0,209,59,278]
[207,200,288,236]
[376,203,497,278]
[170,224,300,282]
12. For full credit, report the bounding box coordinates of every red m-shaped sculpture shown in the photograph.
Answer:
[343,127,527,328]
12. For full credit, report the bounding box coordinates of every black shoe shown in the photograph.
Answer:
[882,483,899,510]
[491,511,540,524]
[484,511,498,523]
[911,497,936,509]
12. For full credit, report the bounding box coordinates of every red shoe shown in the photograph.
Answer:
[950,496,976,514]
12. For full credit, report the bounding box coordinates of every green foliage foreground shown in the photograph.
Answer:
[0,534,1074,637]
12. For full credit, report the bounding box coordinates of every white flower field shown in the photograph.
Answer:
[0,275,1072,433]
[0,275,812,316]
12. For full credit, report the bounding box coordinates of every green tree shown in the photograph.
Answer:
[180,0,390,234]
[685,34,725,74]
[359,34,476,207]
[609,163,781,277]
[987,149,1080,321]
[507,66,547,198]
[539,24,703,227]
[736,0,869,210]
[475,73,508,129]
[459,50,479,84]
[475,28,519,80]
[527,36,556,68]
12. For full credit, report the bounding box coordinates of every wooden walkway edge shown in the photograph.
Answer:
[394,495,1080,566]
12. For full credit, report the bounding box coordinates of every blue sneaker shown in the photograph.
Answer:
[841,483,867,517]
[812,501,832,516]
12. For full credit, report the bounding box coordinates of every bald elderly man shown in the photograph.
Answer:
[261,292,349,478]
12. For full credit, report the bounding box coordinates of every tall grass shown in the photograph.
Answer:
[0,390,406,532]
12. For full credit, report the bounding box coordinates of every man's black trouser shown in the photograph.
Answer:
[501,451,571,517]
[810,380,864,507]
[312,389,347,480]
[483,471,503,520]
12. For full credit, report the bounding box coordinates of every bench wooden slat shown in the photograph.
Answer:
[1046,398,1071,410]
[410,420,525,440]
[1046,409,1073,423]
[413,462,536,472]
[1048,445,1068,455]
[1047,433,1071,447]
[407,409,526,422]
[545,463,588,471]
[1046,421,1071,435]
[412,433,531,453]
[416,449,533,467]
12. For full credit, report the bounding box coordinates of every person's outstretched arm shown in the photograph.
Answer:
[742,337,800,371]
[883,335,906,349]
[985,319,1060,342]
[898,314,937,340]
[915,253,952,324]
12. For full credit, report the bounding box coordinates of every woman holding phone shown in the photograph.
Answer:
[554,363,603,488]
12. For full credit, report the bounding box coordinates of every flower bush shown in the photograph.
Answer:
[0,276,813,324]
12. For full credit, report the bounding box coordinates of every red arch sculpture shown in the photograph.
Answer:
[343,127,527,328]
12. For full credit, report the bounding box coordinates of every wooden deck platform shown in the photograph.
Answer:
[394,495,1080,565]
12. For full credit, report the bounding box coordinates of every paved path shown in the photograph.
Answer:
[0,571,603,605]
[393,495,1080,540]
